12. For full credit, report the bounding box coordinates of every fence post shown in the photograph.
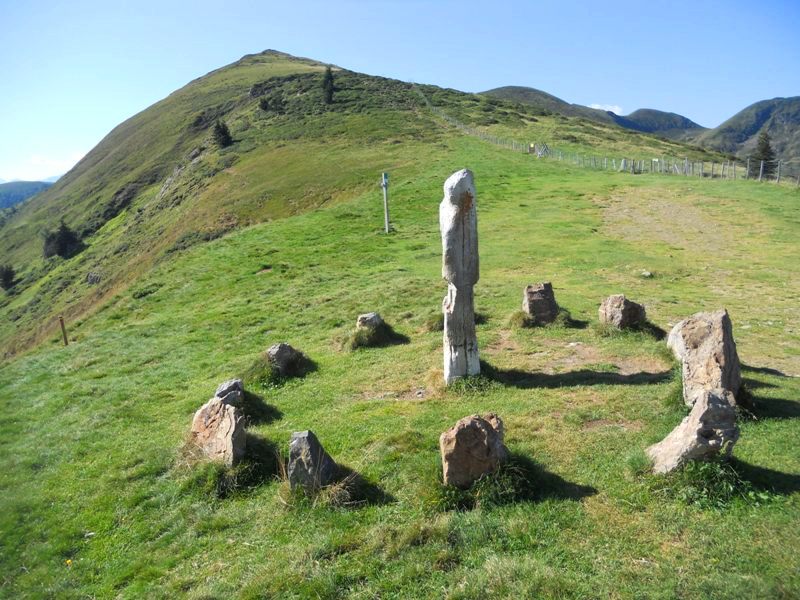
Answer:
[746,158,750,179]
[711,163,715,178]
[59,315,69,346]
[758,160,764,181]
[776,160,782,184]
[733,162,736,180]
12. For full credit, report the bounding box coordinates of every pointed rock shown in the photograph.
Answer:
[647,389,739,474]
[215,378,244,405]
[288,430,337,491]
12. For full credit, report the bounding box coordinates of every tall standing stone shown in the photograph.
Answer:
[440,169,480,384]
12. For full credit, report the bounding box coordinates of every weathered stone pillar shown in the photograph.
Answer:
[440,169,480,384]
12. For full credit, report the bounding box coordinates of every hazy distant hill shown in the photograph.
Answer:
[693,97,800,163]
[0,180,53,209]
[483,86,706,137]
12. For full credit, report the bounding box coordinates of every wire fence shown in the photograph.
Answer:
[412,85,800,187]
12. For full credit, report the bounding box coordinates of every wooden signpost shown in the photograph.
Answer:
[380,172,390,234]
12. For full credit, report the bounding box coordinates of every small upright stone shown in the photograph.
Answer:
[647,389,739,473]
[356,312,384,330]
[190,397,246,466]
[522,282,559,325]
[288,430,337,491]
[215,378,244,405]
[267,343,304,376]
[667,309,742,406]
[598,294,646,329]
[440,414,508,489]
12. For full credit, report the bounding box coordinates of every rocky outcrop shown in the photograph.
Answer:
[598,294,646,329]
[190,397,246,466]
[667,309,742,406]
[288,430,337,491]
[440,169,480,384]
[440,413,508,489]
[647,389,739,473]
[522,282,559,325]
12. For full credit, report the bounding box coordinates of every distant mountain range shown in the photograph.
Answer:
[483,86,799,162]
[0,181,54,209]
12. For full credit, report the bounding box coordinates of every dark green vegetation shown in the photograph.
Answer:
[0,264,14,290]
[42,220,83,259]
[752,131,778,178]
[212,120,233,148]
[0,180,52,209]
[1,51,799,598]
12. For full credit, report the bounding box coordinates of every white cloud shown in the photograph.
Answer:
[0,151,86,182]
[590,103,623,115]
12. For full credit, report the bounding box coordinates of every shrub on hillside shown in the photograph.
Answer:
[42,221,82,259]
[0,264,15,290]
[322,66,334,105]
[213,120,233,148]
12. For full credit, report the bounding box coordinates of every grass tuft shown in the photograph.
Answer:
[336,322,410,351]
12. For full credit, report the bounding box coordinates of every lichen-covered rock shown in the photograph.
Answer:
[356,312,384,330]
[598,294,646,329]
[267,343,304,376]
[288,430,337,491]
[440,414,508,489]
[647,389,739,474]
[522,282,559,325]
[215,378,244,405]
[440,169,480,384]
[190,397,246,466]
[667,309,742,406]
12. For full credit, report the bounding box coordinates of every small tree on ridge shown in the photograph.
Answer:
[322,67,334,105]
[752,131,776,178]
[0,264,15,290]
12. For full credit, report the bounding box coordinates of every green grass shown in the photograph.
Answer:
[1,128,799,597]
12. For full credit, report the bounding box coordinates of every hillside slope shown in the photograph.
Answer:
[0,52,731,356]
[693,96,800,162]
[0,180,53,209]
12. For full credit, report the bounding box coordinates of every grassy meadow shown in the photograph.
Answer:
[1,131,799,598]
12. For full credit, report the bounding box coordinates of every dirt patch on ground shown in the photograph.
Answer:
[596,189,735,254]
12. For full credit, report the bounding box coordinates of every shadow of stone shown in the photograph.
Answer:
[746,396,800,420]
[634,320,667,340]
[742,377,778,390]
[236,433,281,487]
[509,453,598,503]
[475,312,489,325]
[730,458,800,495]
[240,391,283,425]
[555,308,589,329]
[332,464,396,507]
[480,360,672,389]
[742,364,792,378]
[438,452,597,511]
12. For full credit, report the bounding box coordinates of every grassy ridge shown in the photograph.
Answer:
[0,51,734,356]
[1,135,798,597]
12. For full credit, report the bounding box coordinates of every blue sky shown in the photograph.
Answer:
[1,0,798,181]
